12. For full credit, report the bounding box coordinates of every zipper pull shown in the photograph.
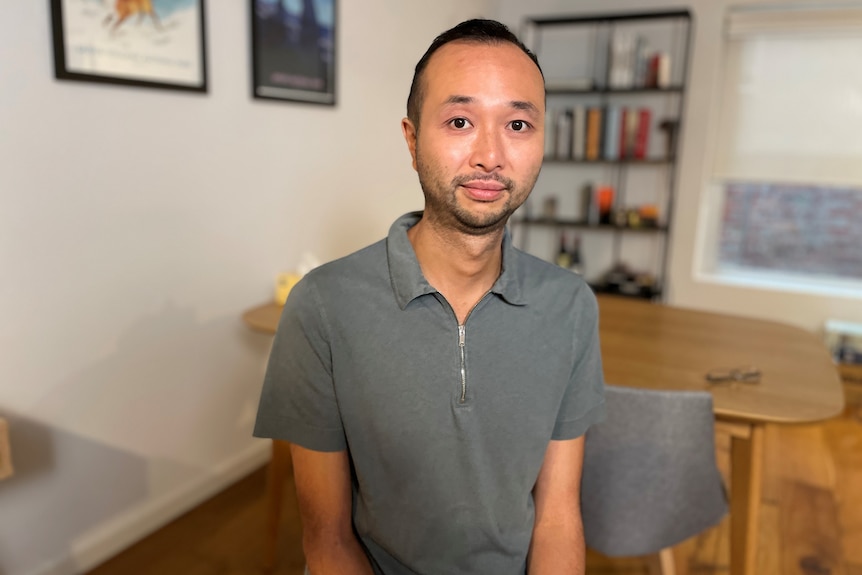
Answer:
[458,324,466,347]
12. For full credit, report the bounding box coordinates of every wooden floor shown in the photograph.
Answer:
[87,383,862,575]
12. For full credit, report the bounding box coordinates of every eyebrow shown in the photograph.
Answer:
[443,95,541,117]
[510,100,541,117]
[444,95,475,106]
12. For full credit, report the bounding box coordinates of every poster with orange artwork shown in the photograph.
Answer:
[51,0,207,92]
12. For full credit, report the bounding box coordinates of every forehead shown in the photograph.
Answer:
[421,41,544,109]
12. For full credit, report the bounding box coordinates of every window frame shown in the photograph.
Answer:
[694,4,862,299]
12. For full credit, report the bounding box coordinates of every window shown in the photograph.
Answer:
[719,182,862,278]
[702,4,862,292]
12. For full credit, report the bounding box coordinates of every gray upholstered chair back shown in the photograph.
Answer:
[581,384,728,557]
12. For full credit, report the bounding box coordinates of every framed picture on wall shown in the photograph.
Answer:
[50,0,208,93]
[251,0,337,105]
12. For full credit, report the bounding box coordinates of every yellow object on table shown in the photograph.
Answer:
[274,273,301,305]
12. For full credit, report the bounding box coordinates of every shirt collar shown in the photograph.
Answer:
[387,211,528,310]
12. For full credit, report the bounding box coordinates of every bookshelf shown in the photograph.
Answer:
[513,10,693,301]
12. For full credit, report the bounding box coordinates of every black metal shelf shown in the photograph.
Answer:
[543,157,674,166]
[529,9,691,26]
[514,218,667,233]
[520,8,693,303]
[589,282,663,301]
[546,86,684,95]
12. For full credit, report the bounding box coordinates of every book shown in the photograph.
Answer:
[585,108,603,161]
[603,106,621,161]
[555,109,573,160]
[657,52,671,88]
[646,54,659,88]
[646,52,671,88]
[544,108,556,159]
[619,108,628,158]
[622,107,639,158]
[634,38,649,87]
[572,106,586,160]
[635,108,652,159]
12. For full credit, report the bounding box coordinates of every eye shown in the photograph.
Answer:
[510,120,529,132]
[449,117,471,129]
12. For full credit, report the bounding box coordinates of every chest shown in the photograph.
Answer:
[328,294,578,440]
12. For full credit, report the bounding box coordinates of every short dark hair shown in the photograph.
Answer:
[406,19,543,129]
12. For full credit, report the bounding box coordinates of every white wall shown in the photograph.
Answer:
[495,0,862,333]
[0,2,489,574]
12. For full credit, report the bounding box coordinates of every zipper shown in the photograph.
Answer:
[458,324,467,403]
[454,291,492,404]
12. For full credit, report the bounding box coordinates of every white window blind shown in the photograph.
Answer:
[714,5,862,186]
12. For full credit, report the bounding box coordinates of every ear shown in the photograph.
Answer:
[401,117,418,172]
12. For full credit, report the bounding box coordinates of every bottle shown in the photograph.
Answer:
[596,185,614,225]
[569,235,584,276]
[581,183,596,224]
[555,231,572,269]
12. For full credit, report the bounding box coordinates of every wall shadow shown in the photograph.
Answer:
[0,413,148,575]
[0,301,273,575]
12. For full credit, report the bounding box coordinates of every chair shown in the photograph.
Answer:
[581,385,728,574]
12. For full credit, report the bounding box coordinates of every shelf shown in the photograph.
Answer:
[546,86,684,95]
[521,8,692,304]
[514,218,667,233]
[589,282,663,300]
[543,157,674,165]
[530,9,690,26]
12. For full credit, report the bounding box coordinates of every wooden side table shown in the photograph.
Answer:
[243,303,293,570]
[0,418,13,480]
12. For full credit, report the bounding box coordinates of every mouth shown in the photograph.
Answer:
[460,180,507,201]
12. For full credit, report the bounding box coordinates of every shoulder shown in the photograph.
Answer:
[306,239,386,281]
[511,247,598,317]
[290,239,389,306]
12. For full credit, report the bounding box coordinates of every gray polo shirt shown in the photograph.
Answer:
[254,211,605,575]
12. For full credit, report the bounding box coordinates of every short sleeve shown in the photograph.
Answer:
[551,288,606,440]
[253,276,347,451]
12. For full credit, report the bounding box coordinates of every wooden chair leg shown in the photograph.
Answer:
[646,548,677,575]
[730,424,764,575]
[263,439,292,571]
[659,547,677,575]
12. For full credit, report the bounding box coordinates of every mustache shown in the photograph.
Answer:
[451,173,515,189]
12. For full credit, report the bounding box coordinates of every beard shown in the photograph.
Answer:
[415,146,541,236]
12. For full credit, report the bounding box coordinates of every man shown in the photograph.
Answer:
[254,19,606,575]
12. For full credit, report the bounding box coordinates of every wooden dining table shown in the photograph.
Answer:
[243,294,844,575]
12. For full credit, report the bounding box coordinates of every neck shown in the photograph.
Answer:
[407,213,505,323]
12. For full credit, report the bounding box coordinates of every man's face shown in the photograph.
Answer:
[402,41,545,235]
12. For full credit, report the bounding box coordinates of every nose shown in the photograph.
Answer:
[469,126,505,173]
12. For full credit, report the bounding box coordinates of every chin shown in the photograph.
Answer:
[453,208,513,234]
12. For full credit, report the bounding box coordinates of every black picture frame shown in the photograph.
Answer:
[251,0,337,105]
[51,0,208,93]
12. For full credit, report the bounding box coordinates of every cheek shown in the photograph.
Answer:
[421,137,471,170]
[441,137,474,163]
[511,140,545,169]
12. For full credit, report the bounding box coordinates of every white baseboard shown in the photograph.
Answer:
[24,441,271,575]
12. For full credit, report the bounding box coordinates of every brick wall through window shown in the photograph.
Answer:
[719,182,862,279]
